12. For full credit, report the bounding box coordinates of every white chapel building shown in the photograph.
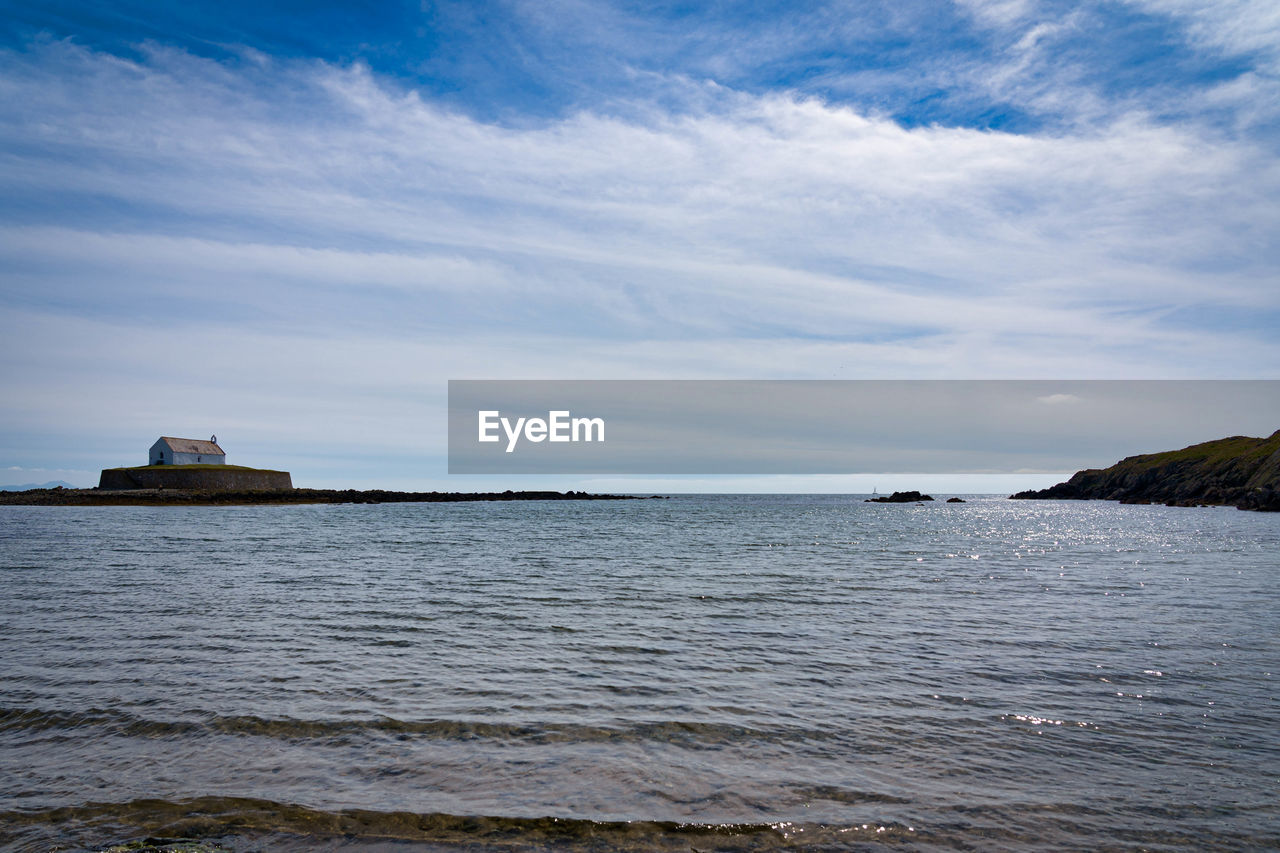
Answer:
[149,436,226,466]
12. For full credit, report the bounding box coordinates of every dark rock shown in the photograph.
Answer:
[866,490,934,503]
[946,497,966,503]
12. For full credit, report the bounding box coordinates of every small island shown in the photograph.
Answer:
[1011,430,1280,511]
[866,490,934,503]
[0,487,648,506]
[0,435,650,505]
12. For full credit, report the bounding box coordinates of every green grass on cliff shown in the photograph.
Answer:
[103,464,290,474]
[1119,431,1280,471]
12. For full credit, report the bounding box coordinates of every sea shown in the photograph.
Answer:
[0,495,1276,852]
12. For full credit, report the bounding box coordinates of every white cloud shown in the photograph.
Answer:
[7,44,1277,292]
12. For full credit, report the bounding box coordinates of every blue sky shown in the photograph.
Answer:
[1,1,1278,490]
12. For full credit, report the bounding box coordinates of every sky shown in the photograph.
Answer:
[1,1,1278,490]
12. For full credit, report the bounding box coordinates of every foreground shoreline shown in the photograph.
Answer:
[0,487,652,506]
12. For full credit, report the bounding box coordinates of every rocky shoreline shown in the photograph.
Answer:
[1011,430,1280,511]
[0,488,655,507]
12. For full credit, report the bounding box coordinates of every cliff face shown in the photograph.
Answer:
[1011,430,1280,511]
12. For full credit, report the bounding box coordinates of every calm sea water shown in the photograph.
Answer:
[0,495,1277,851]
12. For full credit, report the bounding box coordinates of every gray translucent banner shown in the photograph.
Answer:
[447,380,1279,474]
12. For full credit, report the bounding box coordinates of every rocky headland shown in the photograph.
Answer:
[1010,430,1280,511]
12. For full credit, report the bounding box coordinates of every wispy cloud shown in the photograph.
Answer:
[3,40,1277,348]
[1126,0,1280,66]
